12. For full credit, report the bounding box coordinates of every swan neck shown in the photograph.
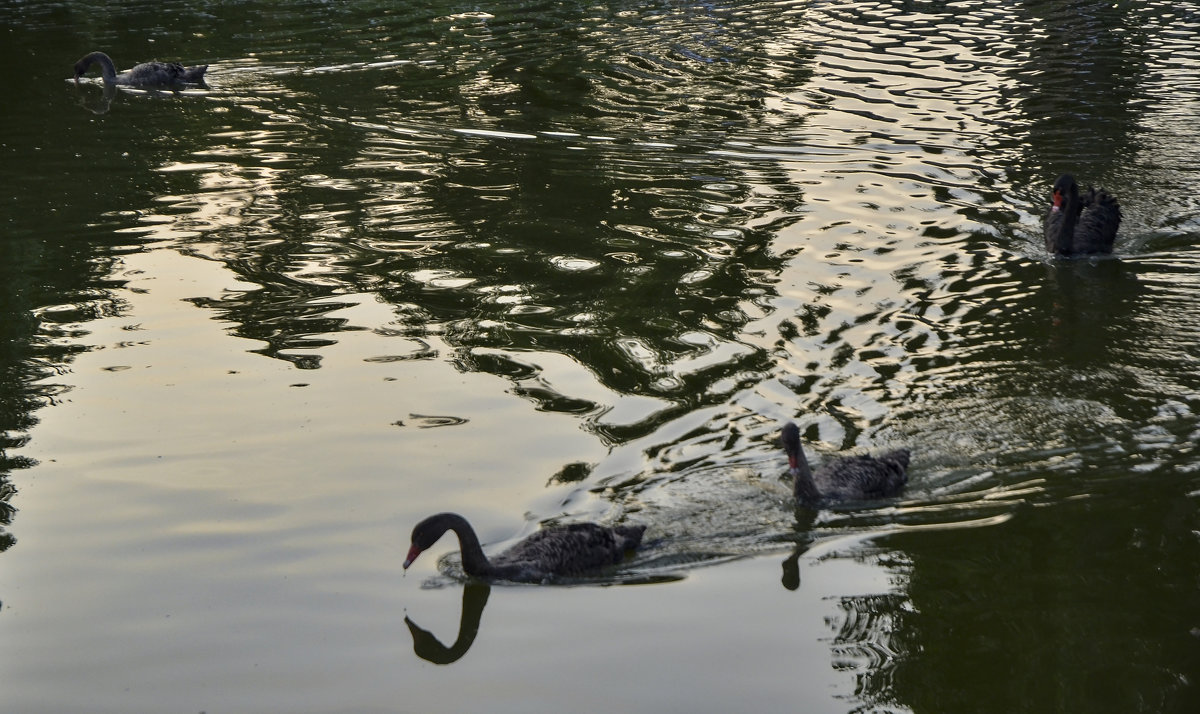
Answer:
[1052,191,1081,254]
[791,447,823,505]
[80,52,118,84]
[443,515,493,576]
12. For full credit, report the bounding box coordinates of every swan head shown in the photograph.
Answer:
[404,512,464,570]
[73,57,91,80]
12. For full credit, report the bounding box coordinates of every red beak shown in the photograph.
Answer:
[403,544,422,570]
[1051,189,1063,212]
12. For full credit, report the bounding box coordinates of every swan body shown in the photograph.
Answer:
[74,51,208,87]
[1043,174,1122,256]
[780,422,909,507]
[404,512,645,582]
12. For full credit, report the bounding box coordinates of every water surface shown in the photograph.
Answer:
[2,1,1199,712]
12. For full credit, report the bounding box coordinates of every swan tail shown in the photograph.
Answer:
[614,524,647,551]
[181,65,208,83]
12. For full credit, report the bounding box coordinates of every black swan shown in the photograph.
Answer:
[403,512,645,582]
[780,422,909,507]
[1043,174,1122,256]
[74,51,208,88]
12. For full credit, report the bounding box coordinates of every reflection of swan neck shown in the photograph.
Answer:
[405,582,491,665]
[76,51,118,84]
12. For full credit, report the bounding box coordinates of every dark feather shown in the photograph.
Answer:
[811,450,909,502]
[1043,174,1121,256]
[489,522,646,580]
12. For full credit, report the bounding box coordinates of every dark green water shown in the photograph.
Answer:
[2,1,1198,712]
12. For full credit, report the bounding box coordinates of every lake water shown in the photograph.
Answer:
[2,0,1199,711]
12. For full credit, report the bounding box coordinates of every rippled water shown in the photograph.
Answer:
[2,0,1199,712]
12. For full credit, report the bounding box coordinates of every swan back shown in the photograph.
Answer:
[489,522,646,580]
[813,450,909,501]
[1073,186,1121,254]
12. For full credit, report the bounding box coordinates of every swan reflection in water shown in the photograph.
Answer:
[400,512,646,665]
[405,582,491,665]
[71,76,206,115]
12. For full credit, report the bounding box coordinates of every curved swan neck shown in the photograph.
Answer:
[436,513,493,576]
[76,52,118,84]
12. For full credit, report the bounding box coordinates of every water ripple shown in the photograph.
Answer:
[31,0,1200,524]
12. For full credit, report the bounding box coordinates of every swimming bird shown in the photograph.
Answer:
[1043,174,1122,256]
[403,512,646,582]
[780,422,909,507]
[73,51,208,88]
